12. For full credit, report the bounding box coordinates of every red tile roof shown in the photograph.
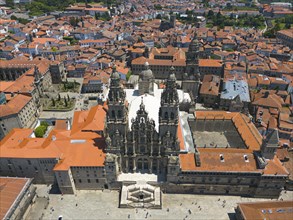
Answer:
[0,177,31,220]
[0,104,108,171]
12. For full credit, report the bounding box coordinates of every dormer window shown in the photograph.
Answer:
[220,154,224,162]
[244,155,249,162]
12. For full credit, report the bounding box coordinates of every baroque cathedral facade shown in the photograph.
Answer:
[105,64,182,177]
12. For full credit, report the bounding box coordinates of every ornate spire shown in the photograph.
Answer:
[186,31,201,79]
[137,97,147,115]
[34,65,41,82]
[161,67,179,105]
[169,66,176,81]
[189,32,200,53]
[108,65,125,103]
[110,65,120,81]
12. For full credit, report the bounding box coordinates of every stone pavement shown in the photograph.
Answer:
[39,110,75,120]
[26,185,293,220]
[117,173,158,182]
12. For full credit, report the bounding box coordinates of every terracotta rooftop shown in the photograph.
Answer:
[180,150,260,173]
[0,104,108,171]
[0,94,32,117]
[237,200,293,220]
[180,151,288,175]
[194,111,262,152]
[200,75,220,96]
[0,177,31,220]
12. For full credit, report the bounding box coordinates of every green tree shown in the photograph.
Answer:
[216,12,222,19]
[51,98,55,106]
[156,14,162,19]
[202,0,209,7]
[40,121,49,128]
[154,4,162,10]
[95,12,99,20]
[101,12,111,21]
[10,15,30,24]
[5,0,14,8]
[285,23,291,29]
[126,70,132,81]
[207,10,214,18]
[70,17,78,27]
[11,15,17,20]
[34,126,47,138]
[64,97,68,107]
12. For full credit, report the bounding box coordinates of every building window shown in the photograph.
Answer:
[79,179,82,183]
[118,110,122,118]
[88,179,91,183]
[164,112,168,119]
[96,179,99,183]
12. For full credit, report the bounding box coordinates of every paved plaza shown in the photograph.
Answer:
[26,185,293,220]
[193,131,230,148]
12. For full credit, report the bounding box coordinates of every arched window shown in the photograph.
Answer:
[171,112,174,120]
[164,112,168,119]
[137,159,142,169]
[111,110,115,118]
[143,159,148,170]
[118,110,122,118]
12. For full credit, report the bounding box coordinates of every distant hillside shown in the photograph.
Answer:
[25,0,76,16]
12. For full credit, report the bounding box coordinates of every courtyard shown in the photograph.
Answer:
[193,131,232,148]
[26,185,293,220]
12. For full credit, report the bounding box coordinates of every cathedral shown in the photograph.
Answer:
[105,63,191,177]
[104,33,203,178]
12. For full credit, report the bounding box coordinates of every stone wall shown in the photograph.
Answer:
[71,166,107,190]
[164,171,287,198]
[0,158,57,184]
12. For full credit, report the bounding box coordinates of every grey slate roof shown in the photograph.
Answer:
[220,79,250,102]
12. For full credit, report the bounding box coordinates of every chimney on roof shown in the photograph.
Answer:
[263,91,270,98]
[194,150,201,167]
[220,154,224,162]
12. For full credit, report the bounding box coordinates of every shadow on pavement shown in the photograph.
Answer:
[49,183,61,194]
[228,212,236,220]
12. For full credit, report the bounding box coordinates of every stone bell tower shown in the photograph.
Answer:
[159,67,180,155]
[106,66,128,155]
[261,129,279,160]
[185,32,201,80]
